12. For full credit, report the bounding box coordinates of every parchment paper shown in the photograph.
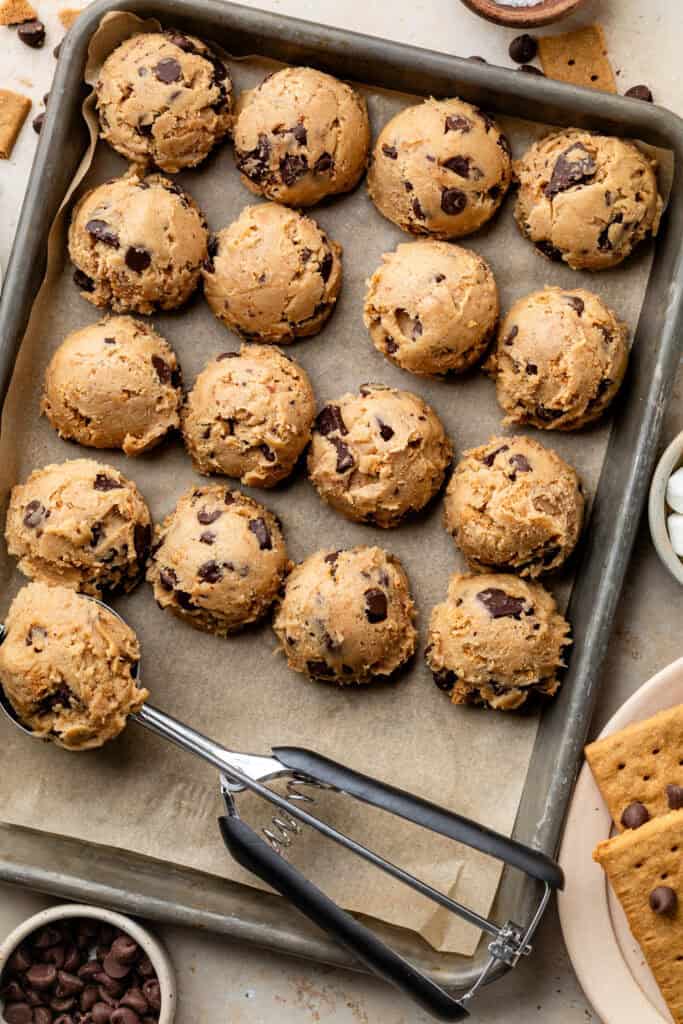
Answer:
[0,11,672,956]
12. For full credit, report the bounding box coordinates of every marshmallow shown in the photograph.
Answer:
[667,513,683,556]
[666,467,683,514]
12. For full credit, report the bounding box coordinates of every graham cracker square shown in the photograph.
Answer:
[594,811,683,1024]
[0,89,31,160]
[585,704,683,830]
[538,24,617,94]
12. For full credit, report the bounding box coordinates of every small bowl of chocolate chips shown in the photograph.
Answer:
[0,904,176,1024]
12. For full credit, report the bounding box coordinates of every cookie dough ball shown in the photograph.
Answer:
[5,460,152,596]
[444,436,584,576]
[233,66,370,207]
[147,485,288,635]
[68,169,208,314]
[307,383,452,527]
[0,581,147,750]
[202,202,342,343]
[426,573,571,711]
[95,30,232,173]
[487,287,628,430]
[367,98,512,240]
[363,240,498,375]
[514,129,663,270]
[42,316,182,456]
[182,345,315,487]
[273,546,417,685]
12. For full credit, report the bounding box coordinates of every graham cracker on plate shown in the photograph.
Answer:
[0,89,31,159]
[539,24,617,94]
[585,704,683,830]
[0,0,36,24]
[594,810,683,1024]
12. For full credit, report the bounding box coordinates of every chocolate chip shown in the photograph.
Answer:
[509,453,532,473]
[482,444,509,467]
[18,19,45,47]
[81,985,100,1012]
[412,197,425,221]
[503,325,518,347]
[649,885,677,915]
[3,1005,33,1024]
[134,523,151,562]
[477,588,526,619]
[125,247,151,273]
[26,963,57,990]
[526,362,538,375]
[315,404,347,436]
[33,1008,52,1024]
[23,499,46,528]
[621,801,650,829]
[159,568,178,591]
[364,588,388,623]
[382,143,398,159]
[32,926,62,950]
[519,64,544,75]
[666,784,683,810]
[111,1009,141,1024]
[331,437,354,474]
[56,970,85,996]
[535,405,563,422]
[433,668,456,692]
[385,337,398,354]
[324,551,340,565]
[441,188,467,215]
[498,133,511,157]
[197,507,222,525]
[33,111,45,134]
[237,133,271,183]
[442,154,471,178]
[314,152,333,173]
[377,418,394,441]
[94,473,122,492]
[544,142,597,199]
[73,268,95,292]
[306,659,333,678]
[509,34,537,63]
[86,220,119,248]
[444,115,471,133]
[567,295,584,315]
[535,240,563,262]
[154,56,182,83]
[249,517,272,550]
[175,590,194,611]
[198,560,223,583]
[279,153,308,186]
[77,959,102,980]
[150,354,171,384]
[92,1003,114,1023]
[8,946,33,973]
[626,84,653,102]
[319,251,333,282]
[120,987,149,1015]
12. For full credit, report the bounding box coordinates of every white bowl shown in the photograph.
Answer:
[648,430,683,586]
[0,903,176,1023]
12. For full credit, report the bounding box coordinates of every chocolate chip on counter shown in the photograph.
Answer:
[154,56,182,83]
[509,453,532,473]
[315,404,347,436]
[33,112,45,134]
[667,784,683,810]
[198,560,223,583]
[3,1005,33,1024]
[73,268,95,292]
[377,418,394,441]
[23,499,46,528]
[509,33,537,64]
[534,240,563,262]
[18,19,46,47]
[382,143,398,159]
[476,588,526,619]
[442,154,471,178]
[197,507,222,525]
[649,885,678,915]
[364,588,388,623]
[620,800,650,829]
[158,567,178,591]
[331,437,355,474]
[249,517,272,550]
[86,219,120,249]
[626,84,653,102]
[544,142,596,198]
[518,64,544,75]
[25,963,57,990]
[94,473,122,491]
[441,188,467,215]
[566,295,584,315]
[141,979,161,1012]
[314,152,333,173]
[280,153,308,186]
[125,247,152,273]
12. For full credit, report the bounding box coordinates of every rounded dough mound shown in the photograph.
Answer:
[363,240,498,375]
[202,202,342,343]
[367,97,512,240]
[147,485,288,636]
[273,546,417,685]
[0,581,147,750]
[42,315,182,456]
[514,129,663,270]
[233,66,370,207]
[307,383,452,527]
[182,345,315,488]
[426,573,571,711]
[95,30,232,173]
[68,169,208,315]
[444,436,584,576]
[487,287,628,431]
[5,459,152,596]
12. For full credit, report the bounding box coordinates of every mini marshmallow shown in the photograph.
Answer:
[666,467,683,514]
[667,513,683,556]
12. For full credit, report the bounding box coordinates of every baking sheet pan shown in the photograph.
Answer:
[0,0,682,993]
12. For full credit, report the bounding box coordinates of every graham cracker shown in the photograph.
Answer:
[594,811,683,1024]
[0,0,36,24]
[0,89,31,159]
[58,6,81,29]
[585,704,683,830]
[538,24,617,94]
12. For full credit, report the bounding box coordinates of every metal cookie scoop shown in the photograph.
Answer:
[0,599,563,1022]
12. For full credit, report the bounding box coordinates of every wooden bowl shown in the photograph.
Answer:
[458,0,586,28]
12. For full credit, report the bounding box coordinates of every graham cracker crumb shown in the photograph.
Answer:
[0,89,31,158]
[58,6,81,29]
[539,24,617,94]
[0,0,37,25]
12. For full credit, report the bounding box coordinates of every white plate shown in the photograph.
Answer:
[558,658,683,1024]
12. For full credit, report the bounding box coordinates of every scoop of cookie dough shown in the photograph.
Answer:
[363,240,499,375]
[202,202,342,343]
[367,97,512,240]
[487,287,628,431]
[273,546,417,685]
[514,129,663,270]
[42,315,182,456]
[95,30,232,173]
[445,436,584,576]
[68,169,208,314]
[426,573,571,711]
[182,345,315,487]
[5,459,152,596]
[147,485,288,635]
[0,581,147,750]
[233,66,370,207]
[307,383,452,527]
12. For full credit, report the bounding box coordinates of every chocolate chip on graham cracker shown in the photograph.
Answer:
[538,24,616,94]
[0,89,31,159]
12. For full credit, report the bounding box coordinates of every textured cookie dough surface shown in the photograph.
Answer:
[182,345,315,487]
[68,169,208,314]
[202,202,342,343]
[487,286,628,430]
[0,581,147,750]
[234,66,370,207]
[5,460,152,596]
[367,97,512,240]
[363,240,498,375]
[426,573,571,710]
[147,485,288,635]
[514,129,662,270]
[42,315,182,455]
[273,546,417,685]
[95,30,232,173]
[445,436,584,576]
[307,383,452,527]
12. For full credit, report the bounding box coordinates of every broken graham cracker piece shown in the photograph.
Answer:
[594,811,683,1024]
[0,89,31,159]
[585,704,683,831]
[58,6,81,29]
[0,0,36,24]
[538,24,616,94]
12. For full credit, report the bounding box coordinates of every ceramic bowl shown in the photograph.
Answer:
[459,0,586,28]
[648,430,683,586]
